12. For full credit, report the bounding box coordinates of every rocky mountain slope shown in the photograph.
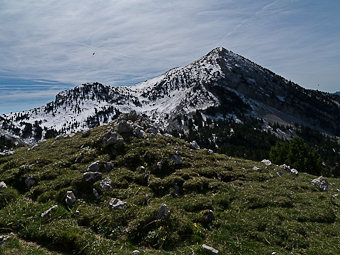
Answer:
[1,120,340,254]
[1,47,340,150]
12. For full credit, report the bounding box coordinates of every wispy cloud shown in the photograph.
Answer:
[0,0,339,113]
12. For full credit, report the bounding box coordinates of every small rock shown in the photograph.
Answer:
[173,183,180,197]
[93,188,100,198]
[156,204,170,220]
[74,153,84,163]
[202,244,219,254]
[83,172,102,182]
[280,164,291,172]
[65,191,76,207]
[261,159,272,166]
[131,250,140,255]
[99,177,112,191]
[157,161,163,170]
[25,175,36,189]
[312,176,328,192]
[0,181,7,191]
[139,166,146,173]
[205,210,214,223]
[0,235,9,246]
[252,166,261,171]
[87,161,101,172]
[28,144,38,151]
[208,149,214,154]
[109,198,127,210]
[276,171,281,177]
[190,140,200,150]
[134,127,147,138]
[82,129,91,138]
[103,162,114,171]
[290,169,299,176]
[116,120,133,134]
[41,205,58,217]
[170,154,182,165]
[102,132,125,149]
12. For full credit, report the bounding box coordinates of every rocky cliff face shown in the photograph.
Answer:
[1,47,340,149]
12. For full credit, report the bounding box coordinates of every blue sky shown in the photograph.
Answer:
[1,0,340,114]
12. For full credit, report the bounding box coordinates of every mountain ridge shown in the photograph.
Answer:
[1,47,340,149]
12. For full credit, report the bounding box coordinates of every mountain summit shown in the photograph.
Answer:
[1,47,340,147]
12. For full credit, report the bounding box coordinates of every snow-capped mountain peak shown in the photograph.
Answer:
[1,47,340,148]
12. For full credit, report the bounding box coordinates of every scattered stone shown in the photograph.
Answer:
[87,161,100,172]
[290,169,299,176]
[25,175,36,189]
[173,183,180,197]
[143,173,150,184]
[261,159,272,166]
[157,161,163,170]
[276,171,282,177]
[208,149,214,154]
[312,176,328,192]
[156,204,170,220]
[65,191,76,207]
[252,166,261,171]
[93,188,100,198]
[83,172,102,182]
[280,164,291,172]
[190,140,200,150]
[0,235,9,246]
[41,205,58,217]
[102,131,125,149]
[139,166,146,173]
[109,198,127,210]
[103,162,114,171]
[74,153,84,163]
[202,244,219,254]
[28,144,38,151]
[134,127,147,138]
[127,110,138,121]
[170,154,182,165]
[205,210,214,223]
[131,250,140,255]
[116,120,133,134]
[82,129,91,137]
[99,177,112,191]
[0,181,7,190]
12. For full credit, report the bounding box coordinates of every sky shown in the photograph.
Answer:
[1,0,340,114]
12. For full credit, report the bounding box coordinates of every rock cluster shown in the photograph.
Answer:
[156,204,170,220]
[99,177,112,191]
[65,191,76,206]
[25,175,36,189]
[0,235,9,246]
[83,172,102,182]
[261,159,272,166]
[312,176,328,192]
[109,198,127,210]
[0,181,7,190]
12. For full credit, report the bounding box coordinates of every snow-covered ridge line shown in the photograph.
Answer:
[1,46,340,148]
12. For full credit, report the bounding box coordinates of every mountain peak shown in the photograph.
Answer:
[1,46,340,148]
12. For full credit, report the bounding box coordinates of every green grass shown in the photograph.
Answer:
[1,123,340,254]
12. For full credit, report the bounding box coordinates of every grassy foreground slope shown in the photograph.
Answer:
[0,122,340,255]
